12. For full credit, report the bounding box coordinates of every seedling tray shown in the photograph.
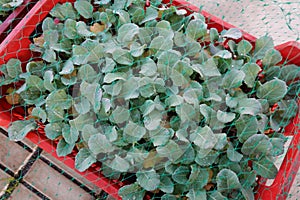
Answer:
[0,0,38,44]
[0,0,299,199]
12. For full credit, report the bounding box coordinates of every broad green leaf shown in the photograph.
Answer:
[72,45,89,65]
[149,36,173,56]
[174,31,186,47]
[59,59,74,75]
[56,138,75,157]
[76,21,95,37]
[207,191,227,200]
[214,133,228,150]
[227,143,243,162]
[103,72,127,83]
[6,58,22,78]
[75,148,96,172]
[222,28,242,39]
[241,63,260,88]
[109,155,130,172]
[253,156,278,179]
[27,75,45,92]
[159,176,174,193]
[157,50,181,76]
[237,98,262,116]
[214,50,232,59]
[165,95,183,107]
[80,81,102,112]
[156,20,174,39]
[188,165,209,188]
[139,58,157,77]
[82,124,98,143]
[257,78,287,104]
[149,127,173,147]
[112,48,134,65]
[172,166,190,184]
[241,134,273,155]
[210,28,219,42]
[187,189,206,200]
[117,23,139,43]
[64,19,77,39]
[270,138,285,156]
[217,110,236,123]
[123,121,146,143]
[137,169,160,191]
[176,103,199,123]
[157,140,184,162]
[46,89,72,110]
[31,107,47,123]
[45,123,62,140]
[262,49,282,68]
[186,19,207,40]
[253,36,274,60]
[42,49,56,63]
[140,6,158,24]
[222,69,245,89]
[74,0,93,19]
[74,96,90,114]
[191,59,221,78]
[130,42,146,57]
[216,169,241,192]
[144,110,163,130]
[46,107,64,123]
[42,17,55,31]
[190,126,217,150]
[241,187,255,200]
[88,133,114,154]
[236,115,258,142]
[69,113,94,131]
[117,10,131,25]
[279,64,300,82]
[62,124,78,144]
[78,64,98,83]
[118,183,145,200]
[120,77,140,100]
[195,150,219,166]
[185,40,201,56]
[110,106,130,124]
[44,30,58,46]
[237,40,253,56]
[161,194,177,200]
[102,57,116,73]
[8,119,37,141]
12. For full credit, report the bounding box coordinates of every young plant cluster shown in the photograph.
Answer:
[0,0,24,24]
[1,0,299,199]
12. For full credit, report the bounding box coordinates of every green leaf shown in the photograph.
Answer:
[157,140,184,162]
[191,126,217,150]
[176,103,199,124]
[72,45,89,65]
[253,36,274,60]
[109,155,130,172]
[82,124,98,143]
[241,187,255,200]
[188,165,209,188]
[210,28,219,42]
[8,119,37,141]
[130,42,146,57]
[217,110,236,123]
[214,50,232,59]
[262,49,282,68]
[161,194,177,200]
[64,19,77,39]
[69,113,94,131]
[137,169,160,191]
[237,98,262,116]
[149,36,173,56]
[88,133,114,154]
[61,124,78,144]
[75,148,96,172]
[31,107,47,123]
[195,150,219,166]
[140,6,158,24]
[237,40,253,56]
[123,121,146,143]
[257,78,287,104]
[117,23,139,43]
[6,59,22,78]
[74,0,93,19]
[191,59,221,78]
[236,115,258,142]
[222,69,245,89]
[172,166,190,184]
[241,63,260,88]
[26,75,45,92]
[186,19,207,40]
[270,138,285,156]
[112,48,134,65]
[74,96,90,114]
[139,58,157,77]
[159,176,174,194]
[76,21,95,37]
[216,169,241,192]
[149,127,173,147]
[56,138,75,157]
[187,189,206,200]
[165,95,183,107]
[241,134,273,155]
[45,123,62,140]
[59,59,74,75]
[46,89,72,110]
[120,77,140,100]
[42,49,56,63]
[207,191,227,200]
[227,143,243,162]
[80,81,102,112]
[42,17,55,31]
[279,64,300,82]
[253,156,278,179]
[222,28,242,39]
[103,72,127,83]
[119,183,145,200]
[214,133,228,150]
[44,30,58,46]
[109,106,130,124]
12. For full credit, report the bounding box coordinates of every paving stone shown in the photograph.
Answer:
[0,132,32,173]
[24,159,94,200]
[42,152,102,195]
[0,169,11,196]
[9,183,40,200]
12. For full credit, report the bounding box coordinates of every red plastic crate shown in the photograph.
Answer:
[0,0,299,199]
[0,0,38,43]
